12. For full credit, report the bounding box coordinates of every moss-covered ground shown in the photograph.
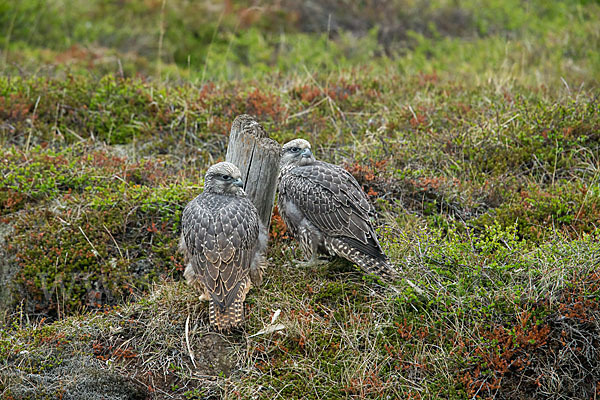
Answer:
[1,0,599,398]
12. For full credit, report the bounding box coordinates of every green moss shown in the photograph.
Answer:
[2,143,199,317]
[476,182,600,241]
[1,0,600,397]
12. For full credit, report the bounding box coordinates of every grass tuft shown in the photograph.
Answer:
[1,0,600,398]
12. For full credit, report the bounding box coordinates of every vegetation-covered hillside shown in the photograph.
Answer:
[1,0,599,398]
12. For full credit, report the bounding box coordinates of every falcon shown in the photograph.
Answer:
[278,139,398,280]
[179,162,267,330]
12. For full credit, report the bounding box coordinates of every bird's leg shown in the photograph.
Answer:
[293,233,328,267]
[185,264,210,300]
[295,252,329,267]
[192,279,210,302]
[199,292,210,301]
[293,227,327,267]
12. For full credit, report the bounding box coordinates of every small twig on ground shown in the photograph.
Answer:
[185,314,197,369]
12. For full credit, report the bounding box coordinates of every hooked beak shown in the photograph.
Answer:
[301,148,313,158]
[233,178,244,188]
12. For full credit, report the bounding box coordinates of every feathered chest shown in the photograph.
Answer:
[198,193,237,213]
[182,192,259,253]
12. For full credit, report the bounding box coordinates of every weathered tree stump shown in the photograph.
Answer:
[225,115,281,229]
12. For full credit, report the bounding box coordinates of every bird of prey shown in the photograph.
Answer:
[180,162,267,330]
[278,139,398,280]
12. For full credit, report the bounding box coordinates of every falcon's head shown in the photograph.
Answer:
[204,162,245,196]
[281,138,315,168]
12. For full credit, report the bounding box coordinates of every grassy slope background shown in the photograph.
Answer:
[1,0,599,399]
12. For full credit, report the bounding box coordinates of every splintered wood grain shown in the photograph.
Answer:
[226,115,280,229]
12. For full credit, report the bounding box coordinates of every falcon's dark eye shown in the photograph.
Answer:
[221,174,232,181]
[290,147,301,153]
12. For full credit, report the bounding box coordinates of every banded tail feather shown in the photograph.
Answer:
[209,299,244,331]
[326,237,399,280]
[209,279,250,331]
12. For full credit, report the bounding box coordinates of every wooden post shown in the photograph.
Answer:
[226,115,280,229]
